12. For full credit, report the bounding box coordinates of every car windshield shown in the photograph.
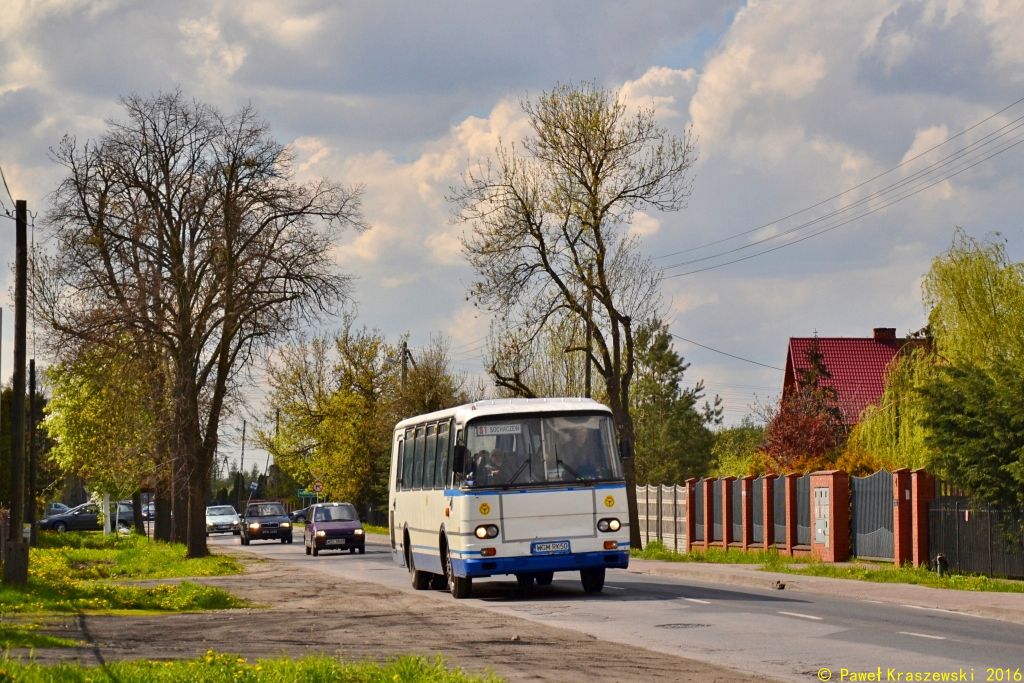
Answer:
[247,504,286,517]
[463,413,623,488]
[207,506,236,516]
[314,505,357,522]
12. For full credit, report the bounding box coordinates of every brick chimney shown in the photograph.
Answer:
[873,327,897,341]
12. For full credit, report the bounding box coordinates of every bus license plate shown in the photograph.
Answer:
[531,540,570,555]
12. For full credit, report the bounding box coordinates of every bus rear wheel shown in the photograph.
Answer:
[580,567,605,593]
[445,547,472,599]
[407,537,431,590]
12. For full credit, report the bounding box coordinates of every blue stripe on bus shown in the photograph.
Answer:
[450,550,629,578]
[441,483,626,497]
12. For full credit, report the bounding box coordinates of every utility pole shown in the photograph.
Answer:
[28,359,37,545]
[4,199,29,585]
[401,341,408,390]
[584,265,593,399]
[240,420,246,473]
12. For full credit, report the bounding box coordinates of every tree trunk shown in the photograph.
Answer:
[131,490,145,535]
[154,466,172,542]
[187,462,210,558]
[605,380,642,551]
[171,459,189,544]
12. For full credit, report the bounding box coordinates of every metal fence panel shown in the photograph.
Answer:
[636,485,649,546]
[796,474,811,546]
[712,479,723,542]
[929,498,1024,578]
[660,485,680,552]
[773,480,786,546]
[692,481,704,542]
[751,477,764,544]
[851,469,894,560]
[731,479,742,543]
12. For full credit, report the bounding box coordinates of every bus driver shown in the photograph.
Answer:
[558,426,605,481]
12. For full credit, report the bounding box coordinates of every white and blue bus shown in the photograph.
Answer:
[388,398,630,599]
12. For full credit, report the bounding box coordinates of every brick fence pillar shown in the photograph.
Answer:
[809,470,850,562]
[911,469,936,568]
[783,473,799,555]
[721,476,736,546]
[702,478,715,551]
[892,468,912,567]
[684,478,699,553]
[763,474,777,548]
[741,475,754,551]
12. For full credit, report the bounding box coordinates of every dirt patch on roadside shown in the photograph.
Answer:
[15,552,778,683]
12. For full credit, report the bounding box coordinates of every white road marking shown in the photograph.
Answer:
[685,598,711,604]
[899,632,946,640]
[604,585,625,590]
[778,611,823,621]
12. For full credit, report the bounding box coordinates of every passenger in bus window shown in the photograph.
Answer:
[559,427,605,480]
[482,448,516,485]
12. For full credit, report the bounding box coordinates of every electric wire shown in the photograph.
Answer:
[661,115,1024,271]
[654,94,1024,260]
[669,333,784,371]
[663,130,1024,278]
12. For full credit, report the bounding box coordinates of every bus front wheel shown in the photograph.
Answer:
[580,567,605,593]
[445,548,472,599]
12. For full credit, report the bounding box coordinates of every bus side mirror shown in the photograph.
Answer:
[452,445,468,474]
[619,438,634,461]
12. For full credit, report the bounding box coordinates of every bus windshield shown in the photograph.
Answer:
[463,413,622,488]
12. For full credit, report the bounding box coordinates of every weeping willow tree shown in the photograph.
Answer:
[847,229,1024,472]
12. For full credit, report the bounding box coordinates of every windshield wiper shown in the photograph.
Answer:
[503,459,532,489]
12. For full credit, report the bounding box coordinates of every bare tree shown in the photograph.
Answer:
[36,91,366,557]
[451,82,696,548]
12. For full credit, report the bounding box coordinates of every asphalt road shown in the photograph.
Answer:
[208,533,1024,681]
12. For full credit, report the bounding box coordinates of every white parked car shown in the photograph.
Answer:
[206,505,241,536]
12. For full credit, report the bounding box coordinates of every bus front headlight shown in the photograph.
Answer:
[475,525,499,539]
[597,518,620,532]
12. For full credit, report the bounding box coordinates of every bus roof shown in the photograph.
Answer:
[394,397,612,431]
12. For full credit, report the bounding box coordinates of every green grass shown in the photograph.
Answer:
[631,540,815,567]
[0,532,247,615]
[777,562,1024,593]
[0,651,501,682]
[363,524,389,536]
[0,622,78,648]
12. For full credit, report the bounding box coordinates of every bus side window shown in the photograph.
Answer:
[395,439,404,491]
[412,427,426,489]
[435,423,450,490]
[423,425,437,489]
[402,429,415,489]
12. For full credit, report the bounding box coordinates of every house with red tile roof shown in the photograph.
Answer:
[782,328,914,425]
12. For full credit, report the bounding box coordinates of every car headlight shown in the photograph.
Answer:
[231,520,238,526]
[354,529,364,535]
[474,524,499,539]
[316,530,325,537]
[207,521,214,527]
[597,518,620,532]
[281,522,291,528]
[249,522,260,530]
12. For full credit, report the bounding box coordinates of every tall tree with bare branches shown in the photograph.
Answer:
[451,82,696,548]
[36,91,366,557]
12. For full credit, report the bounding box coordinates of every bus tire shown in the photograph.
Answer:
[580,567,605,593]
[406,534,431,590]
[516,573,535,588]
[536,571,554,586]
[430,574,447,590]
[445,547,472,599]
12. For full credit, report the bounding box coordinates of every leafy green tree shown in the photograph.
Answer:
[711,417,765,478]
[919,359,1024,513]
[632,321,722,484]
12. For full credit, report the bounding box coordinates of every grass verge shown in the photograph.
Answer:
[363,524,389,536]
[0,651,501,682]
[0,532,247,615]
[0,622,77,648]
[777,562,1024,593]
[631,540,815,566]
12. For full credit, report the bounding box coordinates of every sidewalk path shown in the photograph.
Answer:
[628,558,1024,623]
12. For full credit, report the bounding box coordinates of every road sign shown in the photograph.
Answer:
[297,488,316,498]
[249,481,258,493]
[312,480,324,493]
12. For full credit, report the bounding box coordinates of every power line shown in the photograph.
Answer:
[660,115,1024,272]
[669,333,784,371]
[663,130,1024,278]
[654,94,1024,261]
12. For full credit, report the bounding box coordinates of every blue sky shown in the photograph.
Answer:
[2,0,1023,467]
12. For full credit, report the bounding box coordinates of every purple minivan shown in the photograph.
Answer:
[304,502,365,556]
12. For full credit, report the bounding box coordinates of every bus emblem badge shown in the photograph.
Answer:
[479,503,491,515]
[604,496,615,508]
